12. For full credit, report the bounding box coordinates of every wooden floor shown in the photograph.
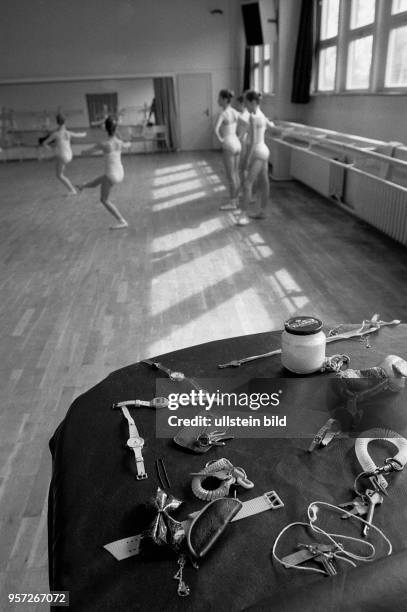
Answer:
[0,151,406,606]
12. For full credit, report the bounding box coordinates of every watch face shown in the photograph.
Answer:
[170,371,185,381]
[127,436,144,449]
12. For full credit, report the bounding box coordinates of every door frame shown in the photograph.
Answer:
[176,72,213,151]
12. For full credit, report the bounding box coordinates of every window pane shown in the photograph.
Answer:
[253,67,260,91]
[385,25,407,86]
[346,35,373,89]
[263,64,270,93]
[392,0,407,14]
[318,46,337,90]
[350,0,375,29]
[320,0,340,40]
[264,44,270,61]
[253,46,260,63]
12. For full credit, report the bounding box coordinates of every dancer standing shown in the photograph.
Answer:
[236,91,275,226]
[42,113,87,194]
[77,115,129,229]
[214,89,241,211]
[236,94,251,186]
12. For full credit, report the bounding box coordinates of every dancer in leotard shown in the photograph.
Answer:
[235,94,251,186]
[77,116,129,229]
[42,113,87,194]
[214,89,241,211]
[236,91,275,226]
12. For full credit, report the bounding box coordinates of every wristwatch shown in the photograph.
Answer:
[142,359,185,382]
[121,406,147,480]
[142,359,209,395]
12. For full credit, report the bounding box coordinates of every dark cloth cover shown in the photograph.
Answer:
[48,326,407,611]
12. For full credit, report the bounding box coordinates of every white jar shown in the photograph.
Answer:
[281,316,326,374]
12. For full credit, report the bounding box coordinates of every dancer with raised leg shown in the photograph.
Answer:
[42,113,87,194]
[236,91,275,226]
[77,116,129,229]
[214,90,241,211]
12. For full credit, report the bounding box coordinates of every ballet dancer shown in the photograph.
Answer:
[214,89,241,211]
[42,113,87,194]
[235,94,251,186]
[236,91,275,226]
[77,115,129,229]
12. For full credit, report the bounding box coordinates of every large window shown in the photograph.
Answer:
[251,44,274,94]
[316,0,407,93]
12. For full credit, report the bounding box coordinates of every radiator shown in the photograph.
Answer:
[328,161,346,203]
[345,168,407,246]
[289,147,331,197]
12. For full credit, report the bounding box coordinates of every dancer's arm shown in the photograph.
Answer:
[69,131,87,138]
[81,143,103,155]
[42,131,56,148]
[214,113,225,144]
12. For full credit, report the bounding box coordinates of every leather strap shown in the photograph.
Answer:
[121,407,147,479]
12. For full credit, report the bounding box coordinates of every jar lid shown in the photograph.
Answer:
[284,316,323,335]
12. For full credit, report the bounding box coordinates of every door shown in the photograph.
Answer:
[176,73,212,151]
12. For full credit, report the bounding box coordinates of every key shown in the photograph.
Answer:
[339,497,369,519]
[314,553,337,576]
[362,489,383,537]
[196,430,234,448]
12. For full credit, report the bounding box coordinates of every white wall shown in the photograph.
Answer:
[0,0,244,123]
[301,94,407,144]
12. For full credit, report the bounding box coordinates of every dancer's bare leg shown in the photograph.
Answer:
[56,159,76,194]
[220,150,240,210]
[77,175,105,191]
[237,158,263,226]
[233,153,241,200]
[100,177,128,229]
[250,162,269,218]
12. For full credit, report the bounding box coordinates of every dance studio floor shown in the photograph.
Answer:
[1,151,406,600]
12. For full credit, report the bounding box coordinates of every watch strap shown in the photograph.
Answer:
[104,535,142,560]
[232,490,284,520]
[142,359,171,376]
[133,447,147,480]
[121,406,139,438]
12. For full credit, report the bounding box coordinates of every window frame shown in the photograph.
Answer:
[250,43,275,95]
[314,0,407,95]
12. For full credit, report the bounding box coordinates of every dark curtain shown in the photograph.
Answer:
[153,77,179,150]
[243,47,251,91]
[291,0,314,104]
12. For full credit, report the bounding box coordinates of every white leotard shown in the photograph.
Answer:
[249,109,273,162]
[53,127,73,164]
[217,107,241,155]
[102,138,125,184]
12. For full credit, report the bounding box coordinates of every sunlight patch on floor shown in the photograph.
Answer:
[266,268,310,315]
[247,232,274,260]
[151,217,225,252]
[154,163,194,176]
[146,286,276,357]
[151,191,207,212]
[152,178,204,200]
[150,243,244,316]
[153,169,198,186]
